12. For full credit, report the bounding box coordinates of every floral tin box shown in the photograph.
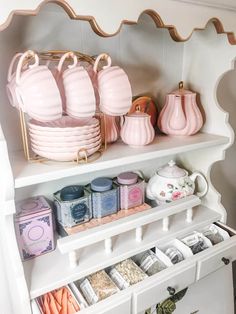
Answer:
[14,196,55,261]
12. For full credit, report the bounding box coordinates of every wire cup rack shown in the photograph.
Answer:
[17,50,111,164]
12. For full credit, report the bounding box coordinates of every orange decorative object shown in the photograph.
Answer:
[129,96,158,126]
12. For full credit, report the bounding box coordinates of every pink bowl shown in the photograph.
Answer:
[29,124,101,137]
[28,116,99,132]
[30,134,101,148]
[29,128,101,142]
[32,142,101,161]
[31,138,101,153]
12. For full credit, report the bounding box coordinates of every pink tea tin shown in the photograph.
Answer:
[14,196,55,261]
[116,172,145,210]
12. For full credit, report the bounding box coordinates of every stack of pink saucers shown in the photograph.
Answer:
[28,116,101,161]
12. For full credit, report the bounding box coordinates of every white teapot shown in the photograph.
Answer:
[146,160,208,204]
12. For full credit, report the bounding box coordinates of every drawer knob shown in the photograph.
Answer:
[222,257,230,265]
[167,286,176,296]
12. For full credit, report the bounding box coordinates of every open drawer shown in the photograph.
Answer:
[132,261,196,314]
[196,222,236,280]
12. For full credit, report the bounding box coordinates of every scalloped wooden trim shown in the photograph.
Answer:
[0,0,236,44]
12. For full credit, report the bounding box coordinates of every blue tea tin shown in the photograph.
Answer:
[53,185,92,228]
[90,177,119,218]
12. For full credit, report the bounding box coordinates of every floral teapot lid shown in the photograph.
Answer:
[169,81,196,96]
[157,160,187,178]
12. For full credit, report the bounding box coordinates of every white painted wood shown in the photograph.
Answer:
[197,239,236,280]
[0,2,235,313]
[57,196,201,255]
[162,217,170,231]
[174,265,234,314]
[1,0,236,40]
[135,226,143,242]
[76,293,132,314]
[104,238,113,254]
[170,0,236,11]
[132,262,196,313]
[24,205,220,299]
[186,208,193,222]
[11,134,228,188]
[196,224,236,280]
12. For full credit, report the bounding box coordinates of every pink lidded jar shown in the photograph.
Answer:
[116,172,145,210]
[14,196,55,261]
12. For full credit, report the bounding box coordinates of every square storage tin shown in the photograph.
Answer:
[53,188,92,228]
[14,196,55,261]
[116,176,145,210]
[89,183,119,218]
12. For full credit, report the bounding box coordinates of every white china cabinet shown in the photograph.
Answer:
[1,1,236,314]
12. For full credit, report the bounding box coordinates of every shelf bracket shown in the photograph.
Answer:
[162,217,169,231]
[186,208,193,223]
[68,250,78,268]
[104,238,113,253]
[135,226,143,242]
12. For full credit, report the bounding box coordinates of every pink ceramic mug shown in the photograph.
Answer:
[58,51,96,118]
[15,50,62,121]
[93,53,132,116]
[6,53,23,108]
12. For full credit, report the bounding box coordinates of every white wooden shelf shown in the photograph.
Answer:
[11,133,229,188]
[23,204,221,299]
[58,195,201,261]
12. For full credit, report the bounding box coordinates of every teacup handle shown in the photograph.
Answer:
[7,53,23,82]
[57,51,77,73]
[189,172,208,198]
[16,50,39,85]
[93,53,112,73]
[120,115,125,128]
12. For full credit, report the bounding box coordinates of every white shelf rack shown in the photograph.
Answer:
[11,133,229,188]
[58,195,201,267]
[23,203,221,299]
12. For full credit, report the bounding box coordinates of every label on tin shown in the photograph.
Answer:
[71,203,88,221]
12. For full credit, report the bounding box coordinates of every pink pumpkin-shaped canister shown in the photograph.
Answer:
[120,107,155,147]
[158,81,203,135]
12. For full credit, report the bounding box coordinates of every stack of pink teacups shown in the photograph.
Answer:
[6,50,133,161]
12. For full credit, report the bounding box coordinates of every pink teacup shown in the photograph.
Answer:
[58,52,96,118]
[6,53,23,108]
[15,50,62,121]
[93,53,132,116]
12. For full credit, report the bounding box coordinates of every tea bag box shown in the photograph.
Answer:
[14,196,55,261]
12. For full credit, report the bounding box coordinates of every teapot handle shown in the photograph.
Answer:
[57,51,77,73]
[93,53,111,73]
[189,172,208,198]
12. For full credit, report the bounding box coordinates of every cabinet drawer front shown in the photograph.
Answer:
[196,233,236,281]
[132,263,196,313]
[80,294,131,314]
